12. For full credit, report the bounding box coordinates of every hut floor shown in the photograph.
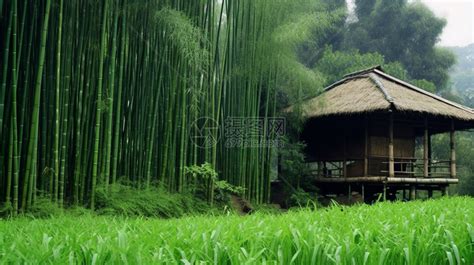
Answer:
[314,176,458,184]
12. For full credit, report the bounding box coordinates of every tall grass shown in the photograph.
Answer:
[0,197,472,264]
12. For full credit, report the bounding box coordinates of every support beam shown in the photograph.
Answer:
[423,117,429,178]
[383,184,387,201]
[364,115,368,176]
[388,113,394,178]
[450,120,456,178]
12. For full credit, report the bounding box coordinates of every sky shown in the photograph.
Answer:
[347,0,474,47]
[419,0,474,47]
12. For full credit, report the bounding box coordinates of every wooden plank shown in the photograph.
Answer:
[313,177,458,184]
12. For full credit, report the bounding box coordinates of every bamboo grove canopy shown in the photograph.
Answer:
[296,66,474,124]
[1,0,318,213]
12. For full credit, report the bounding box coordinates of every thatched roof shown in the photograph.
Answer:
[295,66,474,121]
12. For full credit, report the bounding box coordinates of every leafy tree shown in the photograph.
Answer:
[313,47,409,86]
[345,0,456,90]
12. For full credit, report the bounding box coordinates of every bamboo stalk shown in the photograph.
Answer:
[90,0,109,210]
[21,0,51,211]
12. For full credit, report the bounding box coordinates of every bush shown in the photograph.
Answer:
[25,197,63,218]
[94,183,210,218]
[184,162,245,203]
[288,188,318,208]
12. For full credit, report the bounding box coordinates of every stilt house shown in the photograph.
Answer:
[294,66,474,201]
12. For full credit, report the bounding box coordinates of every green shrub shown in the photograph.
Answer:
[184,163,245,203]
[288,188,318,208]
[25,197,63,218]
[94,183,210,218]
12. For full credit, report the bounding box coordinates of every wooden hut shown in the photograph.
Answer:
[293,66,474,202]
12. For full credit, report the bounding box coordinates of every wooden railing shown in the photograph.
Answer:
[308,156,452,178]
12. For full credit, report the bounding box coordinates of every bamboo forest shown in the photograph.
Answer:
[1,0,474,264]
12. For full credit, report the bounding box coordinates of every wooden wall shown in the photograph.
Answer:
[302,114,415,177]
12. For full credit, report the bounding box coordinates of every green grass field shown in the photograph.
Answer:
[0,197,473,264]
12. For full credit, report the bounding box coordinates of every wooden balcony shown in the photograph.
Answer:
[308,156,458,185]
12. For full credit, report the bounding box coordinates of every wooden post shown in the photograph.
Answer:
[428,131,432,176]
[343,130,347,178]
[441,186,448,196]
[323,161,327,177]
[361,184,365,202]
[402,188,406,200]
[450,120,456,178]
[317,161,322,178]
[423,117,429,178]
[348,184,351,203]
[388,113,394,178]
[383,184,387,201]
[364,115,369,176]
[410,185,416,200]
[428,189,433,198]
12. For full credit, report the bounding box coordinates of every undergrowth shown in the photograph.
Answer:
[94,183,212,218]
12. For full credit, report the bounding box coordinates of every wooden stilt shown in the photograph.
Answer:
[361,184,365,202]
[402,188,406,200]
[442,186,449,196]
[383,184,387,201]
[450,120,456,178]
[317,161,322,178]
[428,189,433,198]
[343,131,347,178]
[423,117,429,178]
[348,184,351,203]
[323,161,327,177]
[428,131,432,176]
[410,186,416,200]
[388,113,394,178]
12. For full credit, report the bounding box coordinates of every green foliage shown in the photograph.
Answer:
[154,7,208,68]
[432,132,474,196]
[315,47,384,85]
[0,197,473,263]
[24,197,63,218]
[278,138,309,188]
[411,79,437,93]
[276,137,320,208]
[344,0,456,90]
[3,0,320,210]
[184,163,245,203]
[269,0,337,108]
[449,44,474,107]
[288,188,318,208]
[313,47,410,87]
[94,183,209,218]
